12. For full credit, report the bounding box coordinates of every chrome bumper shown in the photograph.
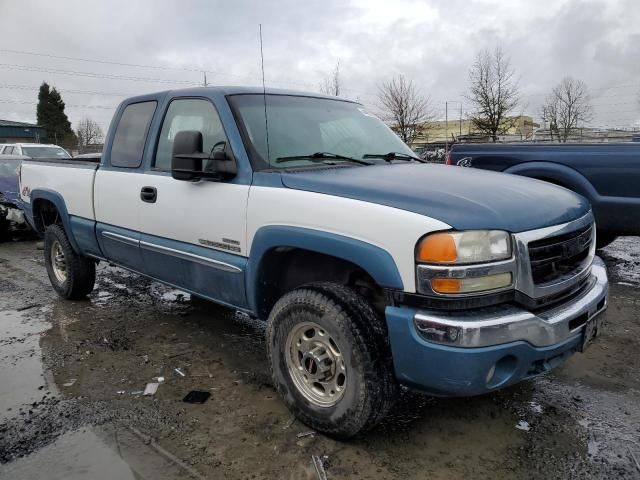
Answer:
[413,256,608,348]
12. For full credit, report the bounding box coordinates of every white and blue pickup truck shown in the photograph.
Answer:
[19,87,608,437]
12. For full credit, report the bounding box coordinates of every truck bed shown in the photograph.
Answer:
[20,159,99,222]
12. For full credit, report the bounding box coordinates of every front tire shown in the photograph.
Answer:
[44,224,96,299]
[267,282,397,438]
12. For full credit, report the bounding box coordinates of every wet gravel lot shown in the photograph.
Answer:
[1,239,639,479]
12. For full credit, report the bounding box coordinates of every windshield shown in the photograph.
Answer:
[0,159,20,176]
[21,146,71,159]
[228,94,415,169]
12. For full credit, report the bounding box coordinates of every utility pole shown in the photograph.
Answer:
[203,71,208,87]
[459,104,462,136]
[445,101,448,154]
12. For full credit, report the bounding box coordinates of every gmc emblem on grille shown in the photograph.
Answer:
[562,232,590,258]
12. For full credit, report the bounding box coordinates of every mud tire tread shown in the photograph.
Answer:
[44,224,95,299]
[266,282,398,439]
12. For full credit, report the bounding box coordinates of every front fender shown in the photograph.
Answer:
[245,225,404,313]
[30,189,81,253]
[504,162,599,202]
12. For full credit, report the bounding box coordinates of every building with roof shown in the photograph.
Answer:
[0,119,47,144]
[531,127,640,143]
[411,115,540,149]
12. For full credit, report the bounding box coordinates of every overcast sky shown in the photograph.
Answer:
[0,0,638,134]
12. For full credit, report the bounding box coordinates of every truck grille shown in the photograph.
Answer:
[528,224,593,285]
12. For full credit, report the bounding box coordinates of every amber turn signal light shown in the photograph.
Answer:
[417,233,457,263]
[431,273,513,294]
[431,278,461,293]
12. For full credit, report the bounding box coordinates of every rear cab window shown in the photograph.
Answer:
[111,101,157,168]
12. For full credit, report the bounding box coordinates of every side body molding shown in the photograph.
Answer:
[245,225,404,314]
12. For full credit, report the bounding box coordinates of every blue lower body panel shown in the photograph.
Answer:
[385,306,581,396]
[70,215,103,257]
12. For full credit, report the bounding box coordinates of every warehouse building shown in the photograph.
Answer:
[0,119,47,144]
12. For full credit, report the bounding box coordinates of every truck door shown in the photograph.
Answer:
[137,97,249,308]
[94,100,158,273]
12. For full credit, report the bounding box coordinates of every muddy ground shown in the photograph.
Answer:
[1,239,639,480]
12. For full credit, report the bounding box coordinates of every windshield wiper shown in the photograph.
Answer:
[275,152,373,166]
[362,152,426,163]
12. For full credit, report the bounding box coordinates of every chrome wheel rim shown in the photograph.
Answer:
[50,240,67,283]
[286,321,347,407]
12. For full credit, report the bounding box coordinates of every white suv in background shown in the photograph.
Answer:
[0,143,71,159]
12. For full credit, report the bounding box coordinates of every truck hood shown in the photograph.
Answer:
[0,175,19,205]
[279,163,590,233]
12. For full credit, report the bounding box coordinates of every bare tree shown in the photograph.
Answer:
[541,77,593,142]
[76,117,103,147]
[377,74,435,145]
[465,47,521,142]
[319,61,341,96]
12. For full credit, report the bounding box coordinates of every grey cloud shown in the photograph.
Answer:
[0,0,638,133]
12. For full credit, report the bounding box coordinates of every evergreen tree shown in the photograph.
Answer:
[36,82,77,149]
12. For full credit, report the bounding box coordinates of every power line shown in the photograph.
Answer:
[0,48,249,79]
[0,99,116,110]
[1,47,638,106]
[1,52,637,127]
[0,84,135,97]
[0,47,391,98]
[0,48,326,91]
[0,63,200,85]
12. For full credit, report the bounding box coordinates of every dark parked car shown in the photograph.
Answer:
[447,143,640,247]
[0,154,29,240]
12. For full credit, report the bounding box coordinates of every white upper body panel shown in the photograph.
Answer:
[247,186,450,293]
[21,161,451,293]
[20,163,96,220]
[137,173,250,254]
[94,170,143,229]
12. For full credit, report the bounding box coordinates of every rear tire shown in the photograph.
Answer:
[267,282,397,439]
[596,231,617,249]
[44,224,96,299]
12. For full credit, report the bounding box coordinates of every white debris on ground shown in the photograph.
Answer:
[601,237,640,285]
[98,277,131,292]
[143,383,159,396]
[529,401,543,414]
[157,289,191,303]
[515,420,531,432]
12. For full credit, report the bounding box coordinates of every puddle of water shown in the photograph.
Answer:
[0,427,137,480]
[0,309,52,420]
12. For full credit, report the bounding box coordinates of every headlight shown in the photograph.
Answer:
[416,230,514,295]
[416,230,511,264]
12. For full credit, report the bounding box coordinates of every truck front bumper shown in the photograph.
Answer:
[385,257,608,396]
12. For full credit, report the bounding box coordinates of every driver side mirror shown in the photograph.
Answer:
[171,130,205,181]
[171,131,237,181]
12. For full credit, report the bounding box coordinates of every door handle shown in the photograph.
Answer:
[140,186,157,203]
